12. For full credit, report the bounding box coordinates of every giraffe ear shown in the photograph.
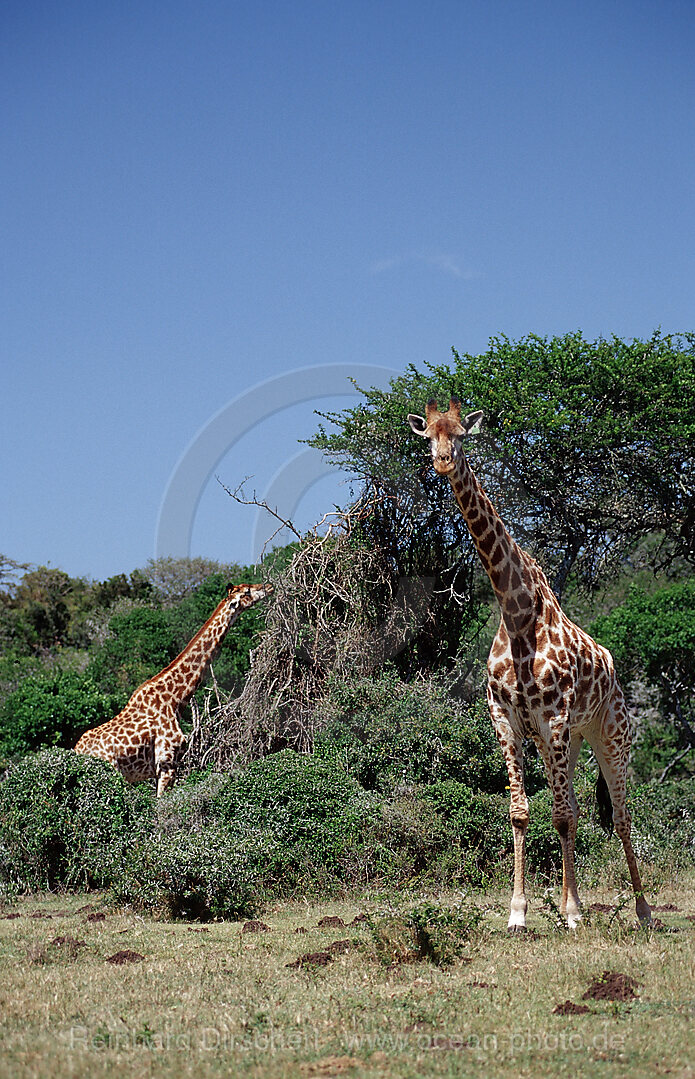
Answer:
[462,409,484,435]
[407,414,428,436]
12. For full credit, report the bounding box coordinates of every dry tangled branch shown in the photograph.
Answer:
[181,496,436,773]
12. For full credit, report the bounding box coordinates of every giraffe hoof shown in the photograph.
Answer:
[506,925,528,935]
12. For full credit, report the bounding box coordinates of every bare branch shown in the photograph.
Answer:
[216,476,303,555]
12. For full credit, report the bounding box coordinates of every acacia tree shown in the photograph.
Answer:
[312,331,695,599]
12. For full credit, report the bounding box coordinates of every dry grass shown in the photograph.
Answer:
[1,877,694,1079]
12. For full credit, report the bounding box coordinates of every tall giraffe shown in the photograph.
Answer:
[75,582,272,795]
[408,398,651,930]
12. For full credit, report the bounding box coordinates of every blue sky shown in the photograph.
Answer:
[2,0,694,581]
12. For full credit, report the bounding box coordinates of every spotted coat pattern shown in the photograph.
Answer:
[408,399,651,930]
[75,583,272,795]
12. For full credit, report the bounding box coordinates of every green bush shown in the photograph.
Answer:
[366,898,483,966]
[210,750,377,889]
[110,827,268,921]
[420,781,509,852]
[87,607,175,693]
[313,672,512,793]
[359,794,455,885]
[630,778,695,866]
[0,669,126,757]
[592,580,695,782]
[0,749,153,893]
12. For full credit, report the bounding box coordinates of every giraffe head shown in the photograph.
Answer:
[408,397,484,475]
[226,582,274,609]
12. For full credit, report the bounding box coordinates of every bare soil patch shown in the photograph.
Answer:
[553,1000,591,1015]
[287,939,353,970]
[582,970,640,1001]
[105,949,145,965]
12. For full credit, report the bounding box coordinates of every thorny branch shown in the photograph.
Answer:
[180,492,443,774]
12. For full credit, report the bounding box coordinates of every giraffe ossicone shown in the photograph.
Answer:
[75,582,273,795]
[409,397,651,930]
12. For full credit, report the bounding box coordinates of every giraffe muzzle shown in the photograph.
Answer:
[434,455,455,475]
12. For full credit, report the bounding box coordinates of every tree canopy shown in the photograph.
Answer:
[312,330,695,597]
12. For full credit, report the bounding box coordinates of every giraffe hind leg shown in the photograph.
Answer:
[586,699,652,925]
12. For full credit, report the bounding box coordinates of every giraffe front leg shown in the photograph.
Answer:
[156,766,176,796]
[491,706,529,932]
[154,733,179,796]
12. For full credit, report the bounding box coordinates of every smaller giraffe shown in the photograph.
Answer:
[75,582,272,794]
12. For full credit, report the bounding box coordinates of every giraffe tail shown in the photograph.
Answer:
[595,769,614,834]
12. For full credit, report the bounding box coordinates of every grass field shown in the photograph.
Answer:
[1,874,694,1079]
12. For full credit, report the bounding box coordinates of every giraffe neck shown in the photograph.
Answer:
[448,456,539,634]
[147,599,241,705]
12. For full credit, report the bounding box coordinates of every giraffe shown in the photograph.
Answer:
[408,398,651,930]
[75,582,273,795]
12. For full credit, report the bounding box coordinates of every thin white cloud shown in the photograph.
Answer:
[369,255,404,274]
[369,251,479,280]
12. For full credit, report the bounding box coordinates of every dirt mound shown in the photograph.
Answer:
[326,939,351,955]
[349,913,369,926]
[653,903,680,912]
[295,926,308,934]
[1,912,21,920]
[588,903,614,913]
[300,1056,362,1076]
[287,939,352,970]
[553,1000,590,1015]
[50,935,86,948]
[106,950,145,965]
[86,912,106,922]
[317,916,345,928]
[287,950,334,969]
[582,971,640,1001]
[242,920,271,933]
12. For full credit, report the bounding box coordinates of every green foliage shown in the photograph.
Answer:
[419,781,508,851]
[523,787,609,876]
[0,748,692,908]
[0,749,153,892]
[210,750,374,885]
[592,579,695,682]
[0,669,126,757]
[366,899,482,966]
[0,565,152,656]
[592,579,695,779]
[87,607,175,693]
[313,331,695,596]
[630,778,695,866]
[0,566,80,652]
[110,827,266,921]
[85,570,153,611]
[313,671,511,792]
